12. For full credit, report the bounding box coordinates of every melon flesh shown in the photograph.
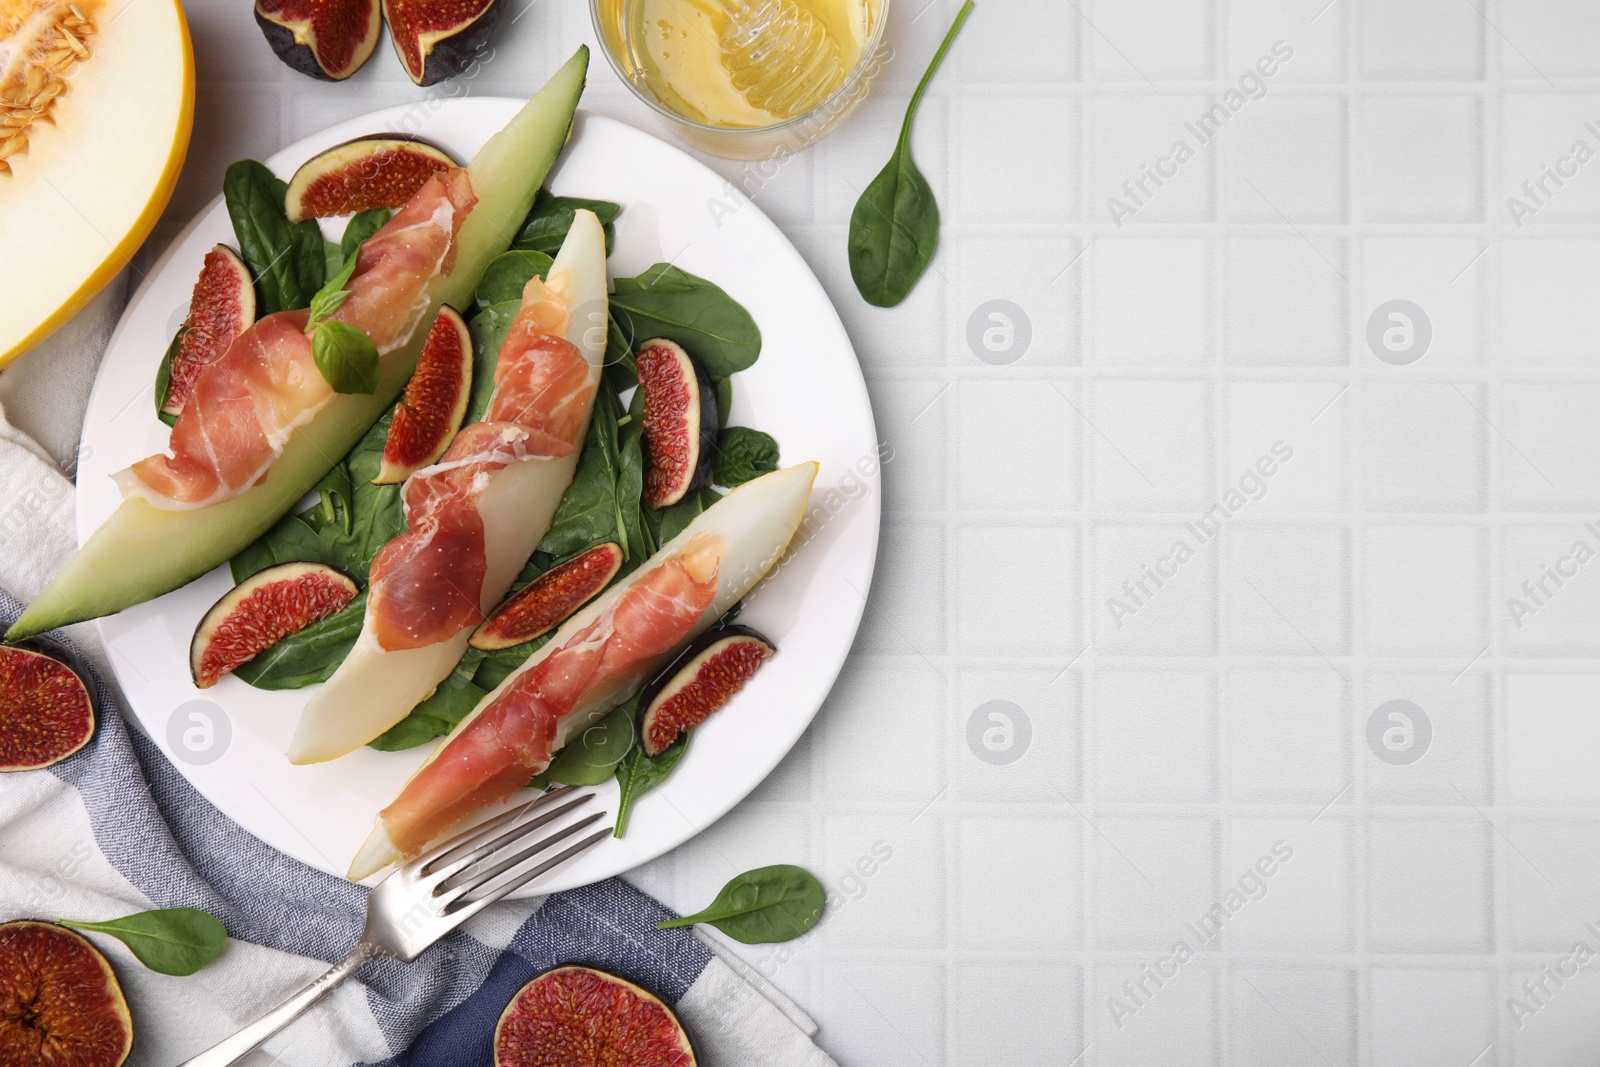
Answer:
[287,209,609,766]
[6,46,590,642]
[0,0,192,366]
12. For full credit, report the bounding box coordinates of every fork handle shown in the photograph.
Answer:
[177,941,382,1067]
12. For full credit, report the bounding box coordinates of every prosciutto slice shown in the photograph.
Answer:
[117,169,477,509]
[378,533,722,857]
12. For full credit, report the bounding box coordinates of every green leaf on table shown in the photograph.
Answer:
[847,1,973,308]
[475,249,554,308]
[657,865,825,944]
[613,733,688,837]
[224,159,324,313]
[59,907,228,976]
[513,189,621,256]
[610,264,761,378]
[713,426,778,488]
[312,320,380,394]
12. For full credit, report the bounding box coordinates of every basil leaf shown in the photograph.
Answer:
[340,208,391,263]
[306,252,361,328]
[542,701,636,786]
[153,325,185,427]
[657,865,824,944]
[514,189,621,256]
[475,249,554,308]
[312,321,380,394]
[613,733,688,837]
[59,908,227,976]
[847,1,972,308]
[713,426,779,488]
[610,265,761,378]
[223,160,322,313]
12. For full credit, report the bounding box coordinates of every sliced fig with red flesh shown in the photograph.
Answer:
[637,339,717,510]
[285,136,458,222]
[0,921,132,1067]
[374,306,473,484]
[470,543,623,651]
[254,0,382,81]
[162,245,256,418]
[384,0,504,87]
[638,625,774,757]
[190,563,358,689]
[494,965,695,1067]
[0,644,94,771]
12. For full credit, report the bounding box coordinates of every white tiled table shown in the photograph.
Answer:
[151,0,1600,1063]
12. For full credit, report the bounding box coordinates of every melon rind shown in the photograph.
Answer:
[6,46,589,643]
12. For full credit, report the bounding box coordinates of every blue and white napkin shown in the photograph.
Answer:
[0,284,837,1067]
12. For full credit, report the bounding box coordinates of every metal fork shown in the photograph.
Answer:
[179,787,609,1067]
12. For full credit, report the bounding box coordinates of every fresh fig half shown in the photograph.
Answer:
[285,135,458,222]
[0,643,94,771]
[0,920,132,1067]
[638,624,774,757]
[190,563,358,689]
[254,0,382,81]
[493,965,695,1067]
[374,305,473,484]
[470,542,623,651]
[637,339,717,510]
[160,245,256,419]
[383,0,504,87]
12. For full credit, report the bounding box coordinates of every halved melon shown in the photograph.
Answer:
[0,0,193,367]
[6,46,590,642]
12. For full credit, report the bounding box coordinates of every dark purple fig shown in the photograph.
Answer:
[638,625,774,757]
[191,563,358,689]
[494,964,695,1066]
[637,338,717,510]
[254,0,382,81]
[383,0,504,87]
[286,136,457,222]
[0,921,132,1067]
[0,643,94,772]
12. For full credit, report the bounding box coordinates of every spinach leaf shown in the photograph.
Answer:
[613,733,688,837]
[60,908,228,976]
[368,652,486,750]
[713,375,732,431]
[656,865,824,944]
[475,249,554,308]
[312,320,380,394]
[223,159,323,313]
[847,0,972,308]
[514,189,621,256]
[153,325,185,427]
[616,422,652,562]
[539,700,636,786]
[538,387,622,558]
[467,299,521,423]
[713,426,779,487]
[610,265,761,377]
[648,485,723,546]
[232,593,367,689]
[340,208,391,263]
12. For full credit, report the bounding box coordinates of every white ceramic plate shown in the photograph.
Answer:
[78,102,880,893]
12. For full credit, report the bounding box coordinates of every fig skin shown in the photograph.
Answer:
[254,0,382,81]
[384,0,505,87]
[638,625,775,757]
[0,921,133,1067]
[637,339,718,510]
[374,305,473,484]
[190,563,358,689]
[286,136,457,223]
[0,643,95,772]
[163,245,256,418]
[470,542,623,651]
[493,965,695,1067]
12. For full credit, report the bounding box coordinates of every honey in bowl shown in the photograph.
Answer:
[612,0,881,128]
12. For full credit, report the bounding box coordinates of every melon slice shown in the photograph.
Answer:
[6,46,589,642]
[286,209,608,766]
[0,0,193,367]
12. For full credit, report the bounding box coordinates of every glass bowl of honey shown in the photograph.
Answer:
[592,0,890,159]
